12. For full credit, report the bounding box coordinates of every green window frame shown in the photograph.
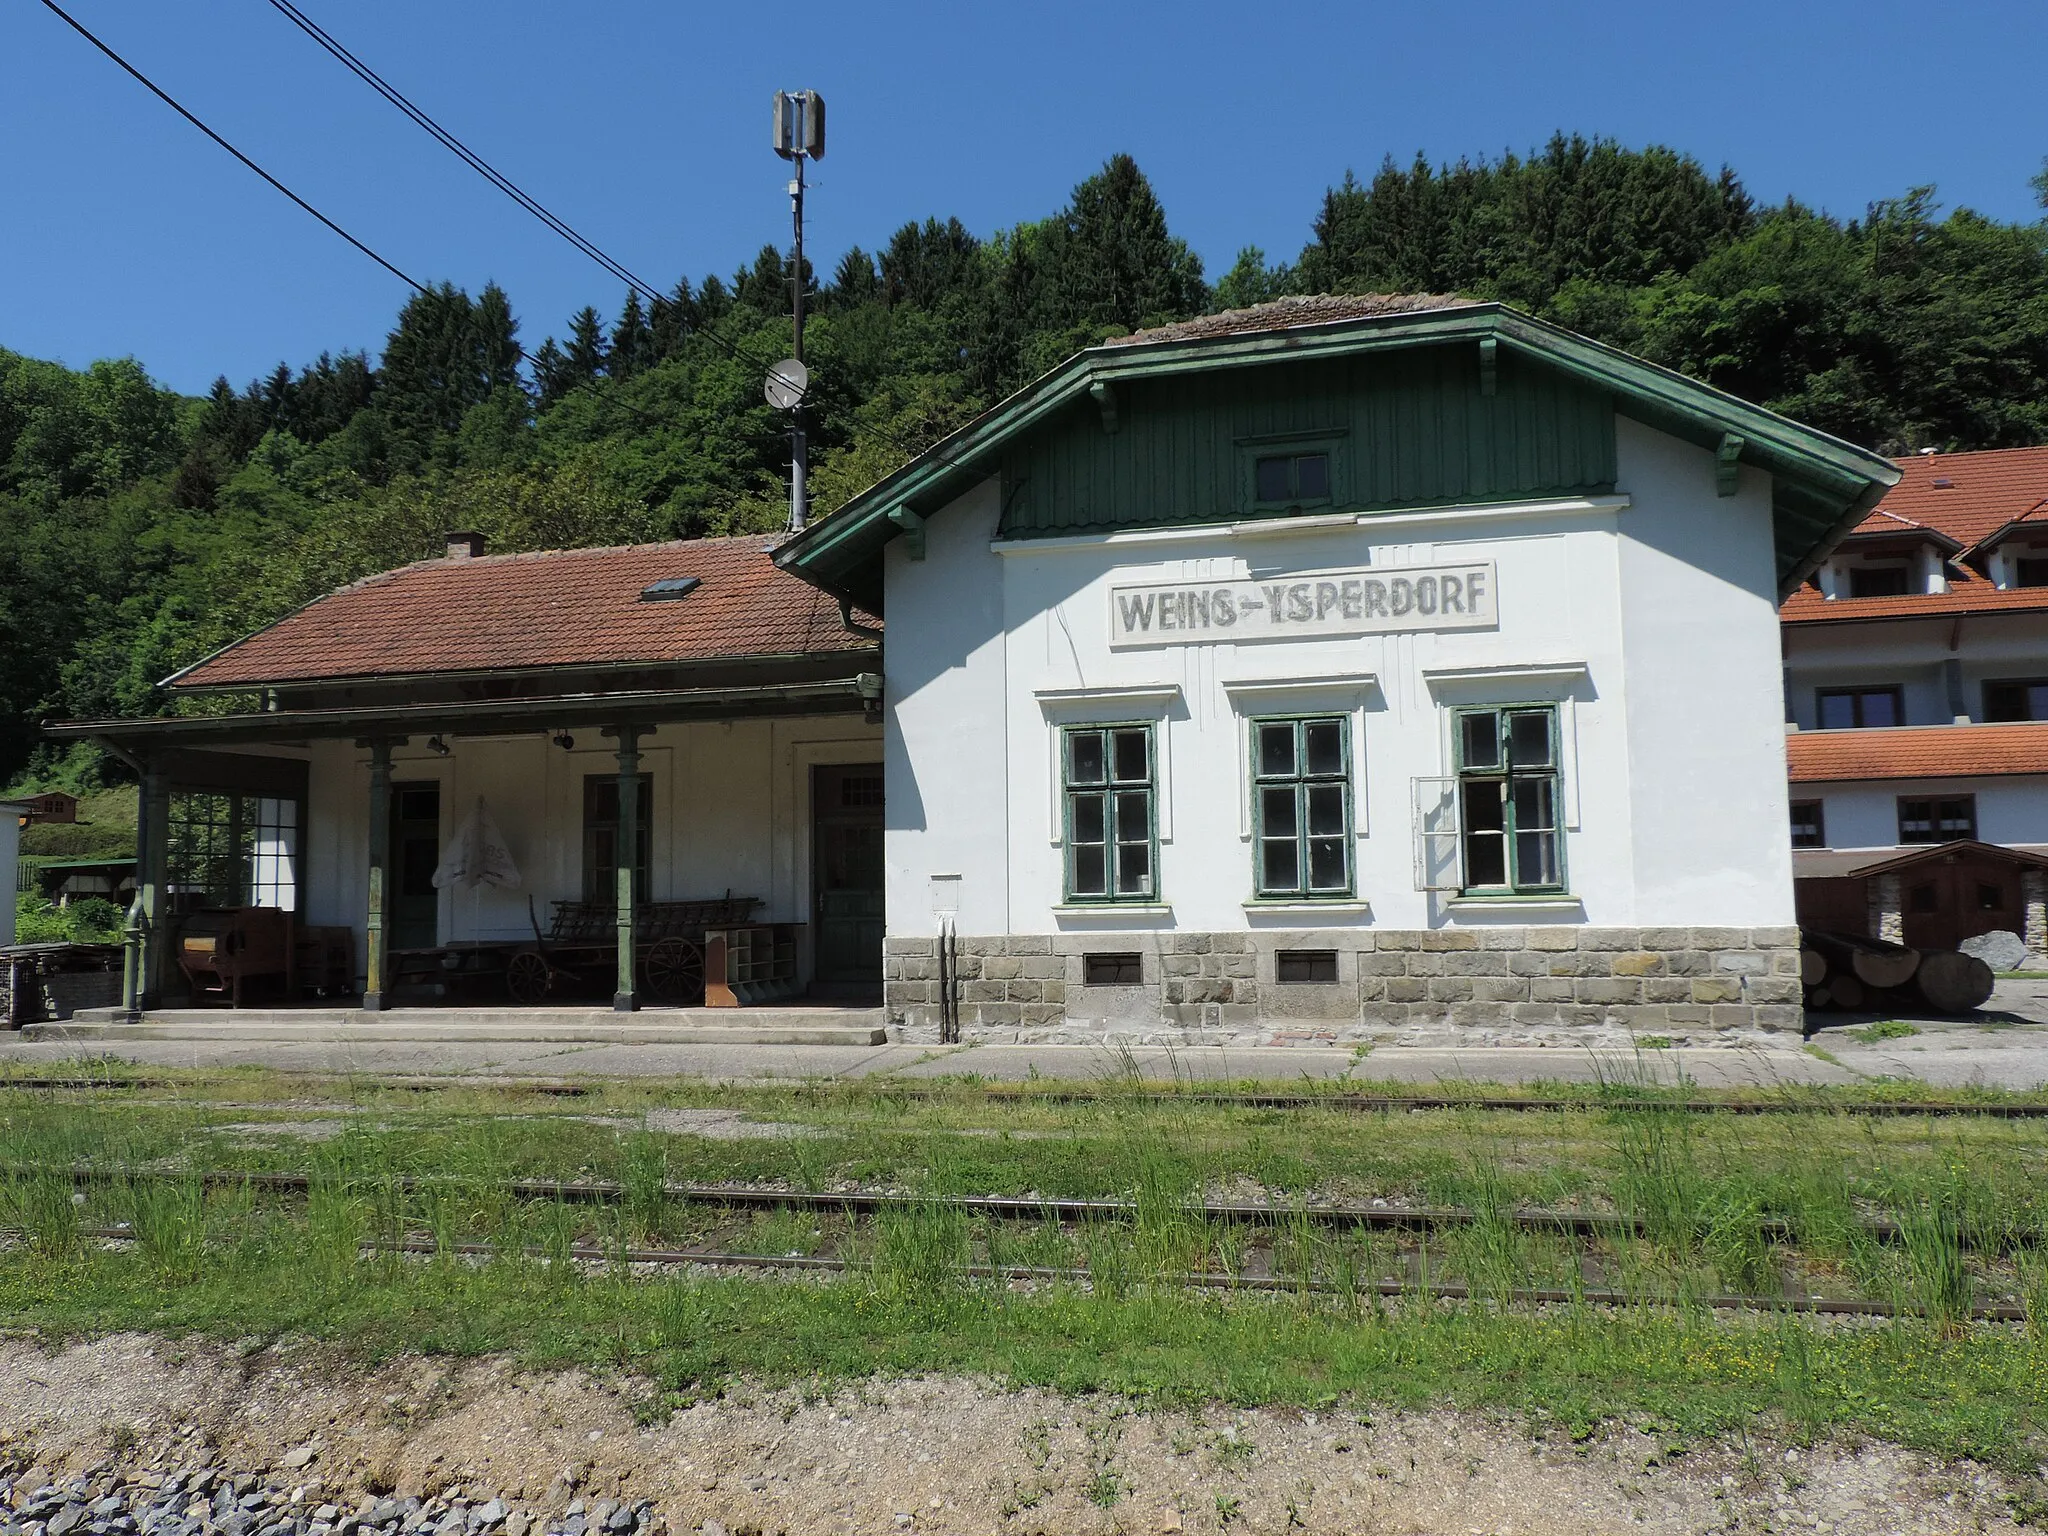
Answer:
[1062,724,1157,903]
[1239,433,1344,514]
[1453,705,1565,895]
[1251,716,1353,899]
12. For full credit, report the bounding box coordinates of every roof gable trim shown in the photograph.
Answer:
[776,302,1900,609]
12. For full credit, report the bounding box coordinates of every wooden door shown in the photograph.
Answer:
[812,765,885,985]
[389,782,441,950]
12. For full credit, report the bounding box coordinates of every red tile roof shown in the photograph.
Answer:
[1782,446,2048,624]
[173,535,878,689]
[1858,445,2048,550]
[1781,582,2048,624]
[1786,722,2048,783]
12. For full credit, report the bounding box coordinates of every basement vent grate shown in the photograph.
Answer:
[1276,949,1339,984]
[1083,952,1143,986]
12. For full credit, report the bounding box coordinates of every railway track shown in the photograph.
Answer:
[31,1222,2026,1325]
[4,1072,2046,1117]
[16,1163,2025,1252]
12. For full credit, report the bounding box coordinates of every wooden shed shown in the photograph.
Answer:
[1794,839,2048,953]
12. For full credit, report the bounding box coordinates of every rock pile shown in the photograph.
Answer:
[0,1464,662,1536]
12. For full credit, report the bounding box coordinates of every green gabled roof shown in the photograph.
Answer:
[774,297,1901,614]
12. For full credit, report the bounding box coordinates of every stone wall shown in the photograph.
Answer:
[883,926,1804,1046]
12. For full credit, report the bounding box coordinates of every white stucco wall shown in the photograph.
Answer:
[1794,775,2048,851]
[883,409,1796,938]
[301,715,880,983]
[1613,417,1795,925]
[1783,610,2048,728]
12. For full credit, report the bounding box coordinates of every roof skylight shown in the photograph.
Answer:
[639,576,701,603]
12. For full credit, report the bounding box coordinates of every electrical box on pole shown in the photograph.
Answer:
[771,90,824,533]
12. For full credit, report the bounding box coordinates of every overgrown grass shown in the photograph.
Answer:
[4,1069,2048,1468]
[0,1234,2040,1471]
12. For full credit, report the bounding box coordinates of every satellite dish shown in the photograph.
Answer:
[764,358,809,410]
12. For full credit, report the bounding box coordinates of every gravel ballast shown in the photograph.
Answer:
[0,1335,2032,1535]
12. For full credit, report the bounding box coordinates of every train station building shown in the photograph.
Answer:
[54,295,1900,1042]
[774,294,1899,1041]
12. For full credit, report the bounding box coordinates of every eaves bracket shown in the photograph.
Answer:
[887,506,926,560]
[1089,381,1120,433]
[1717,433,1745,498]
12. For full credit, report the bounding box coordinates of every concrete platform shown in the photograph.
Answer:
[33,1004,888,1047]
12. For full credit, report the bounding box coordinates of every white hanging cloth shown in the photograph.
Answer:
[432,796,522,891]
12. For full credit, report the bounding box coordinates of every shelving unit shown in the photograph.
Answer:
[704,922,803,1007]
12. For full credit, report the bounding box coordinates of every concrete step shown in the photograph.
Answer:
[36,1007,888,1047]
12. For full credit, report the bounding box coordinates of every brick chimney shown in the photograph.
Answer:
[444,530,486,561]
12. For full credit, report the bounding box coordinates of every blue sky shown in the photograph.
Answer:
[5,0,2044,397]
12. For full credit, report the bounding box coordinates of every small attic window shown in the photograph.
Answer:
[639,576,701,603]
[1848,564,1910,598]
[1932,476,1955,489]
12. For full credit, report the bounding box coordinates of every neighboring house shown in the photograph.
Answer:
[54,295,1901,1040]
[776,294,1896,1041]
[20,857,138,907]
[1781,446,2048,954]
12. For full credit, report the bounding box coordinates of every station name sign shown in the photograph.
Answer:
[1107,563,1497,648]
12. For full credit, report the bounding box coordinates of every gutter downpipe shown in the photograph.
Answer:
[838,599,884,645]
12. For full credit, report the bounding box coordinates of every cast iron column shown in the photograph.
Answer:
[613,725,643,1013]
[138,764,170,1009]
[363,739,394,1011]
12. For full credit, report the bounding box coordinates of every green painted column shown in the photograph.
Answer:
[362,739,394,1012]
[138,765,170,1009]
[613,725,643,1013]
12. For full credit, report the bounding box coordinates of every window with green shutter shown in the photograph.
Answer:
[1453,706,1565,894]
[1062,725,1158,902]
[1251,716,1352,898]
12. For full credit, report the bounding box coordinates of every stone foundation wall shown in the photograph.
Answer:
[884,926,1804,1045]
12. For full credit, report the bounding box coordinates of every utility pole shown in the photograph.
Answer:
[772,90,824,532]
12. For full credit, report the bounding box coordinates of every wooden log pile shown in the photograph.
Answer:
[1800,929,1995,1017]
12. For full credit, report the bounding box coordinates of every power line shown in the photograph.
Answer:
[258,0,829,409]
[260,0,664,309]
[31,2,694,431]
[48,0,949,486]
[35,0,427,296]
[250,4,960,476]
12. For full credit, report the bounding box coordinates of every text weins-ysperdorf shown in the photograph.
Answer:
[1107,563,1497,647]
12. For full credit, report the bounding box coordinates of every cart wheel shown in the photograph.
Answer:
[507,950,554,1004]
[642,936,704,1003]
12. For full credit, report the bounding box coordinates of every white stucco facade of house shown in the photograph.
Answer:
[878,416,1809,1042]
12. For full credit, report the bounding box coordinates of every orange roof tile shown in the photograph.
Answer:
[1781,580,2048,624]
[173,535,877,689]
[1858,445,2048,550]
[1786,722,2048,783]
[1781,446,2048,624]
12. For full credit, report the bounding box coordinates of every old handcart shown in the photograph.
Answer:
[506,895,761,1005]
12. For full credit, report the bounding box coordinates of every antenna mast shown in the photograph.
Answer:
[771,90,825,533]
